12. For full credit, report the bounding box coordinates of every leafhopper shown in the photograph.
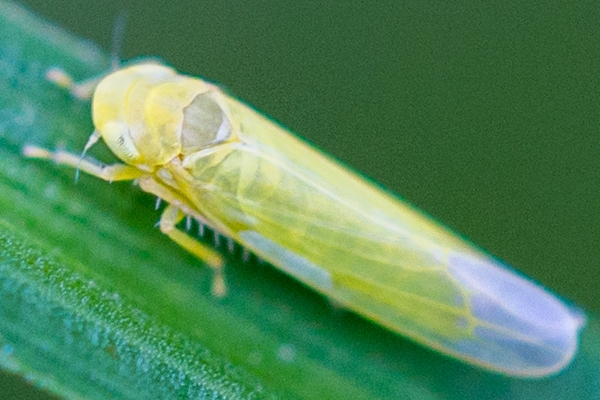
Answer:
[25,62,584,377]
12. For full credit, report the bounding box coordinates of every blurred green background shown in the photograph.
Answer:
[16,0,597,311]
[4,0,600,397]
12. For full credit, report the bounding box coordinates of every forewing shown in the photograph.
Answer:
[179,92,583,377]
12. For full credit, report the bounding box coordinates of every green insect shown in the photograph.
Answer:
[25,61,584,377]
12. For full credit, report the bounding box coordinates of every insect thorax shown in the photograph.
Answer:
[91,63,234,170]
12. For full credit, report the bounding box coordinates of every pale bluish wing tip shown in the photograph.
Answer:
[446,253,585,377]
[568,304,587,331]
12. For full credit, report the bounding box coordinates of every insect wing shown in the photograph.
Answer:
[180,90,583,377]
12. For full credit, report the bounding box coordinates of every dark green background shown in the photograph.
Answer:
[5,0,600,397]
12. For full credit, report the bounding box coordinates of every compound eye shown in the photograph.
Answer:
[180,92,232,154]
[101,121,141,164]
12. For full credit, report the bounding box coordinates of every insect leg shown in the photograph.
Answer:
[46,67,104,100]
[159,204,226,297]
[23,146,145,181]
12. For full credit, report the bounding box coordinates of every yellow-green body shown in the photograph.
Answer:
[26,63,584,377]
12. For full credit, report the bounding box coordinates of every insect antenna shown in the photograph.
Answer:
[74,130,101,182]
[71,12,127,183]
[110,11,128,71]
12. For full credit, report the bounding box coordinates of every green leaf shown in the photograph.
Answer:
[0,1,599,398]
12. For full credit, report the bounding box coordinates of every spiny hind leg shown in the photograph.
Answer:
[23,145,144,181]
[160,204,226,297]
